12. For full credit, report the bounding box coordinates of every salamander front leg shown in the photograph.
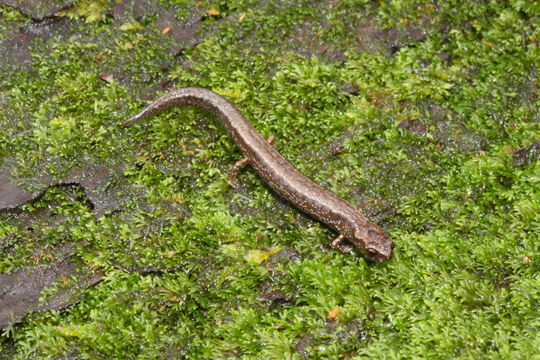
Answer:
[327,205,366,253]
[328,234,354,254]
[228,135,275,190]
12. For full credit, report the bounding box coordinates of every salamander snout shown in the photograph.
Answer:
[353,224,393,262]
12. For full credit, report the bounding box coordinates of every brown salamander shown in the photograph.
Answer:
[124,87,392,262]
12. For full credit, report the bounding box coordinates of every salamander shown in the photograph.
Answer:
[124,87,392,262]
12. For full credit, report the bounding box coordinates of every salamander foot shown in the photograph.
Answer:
[328,234,353,254]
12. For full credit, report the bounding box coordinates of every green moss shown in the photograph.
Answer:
[1,0,540,358]
[58,0,120,23]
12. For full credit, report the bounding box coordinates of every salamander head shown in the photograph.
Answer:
[350,222,393,263]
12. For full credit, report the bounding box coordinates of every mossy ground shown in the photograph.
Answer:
[1,0,539,358]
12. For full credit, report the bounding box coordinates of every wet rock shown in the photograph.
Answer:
[21,15,66,38]
[342,84,360,96]
[112,0,161,23]
[289,21,346,62]
[0,163,130,218]
[421,103,487,153]
[0,170,37,211]
[0,162,154,330]
[437,51,453,64]
[513,141,540,168]
[0,1,71,20]
[112,0,219,59]
[258,249,301,307]
[156,16,203,47]
[0,28,34,66]
[259,277,291,307]
[265,248,301,265]
[0,244,102,329]
[354,19,428,58]
[434,119,486,153]
[398,119,428,137]
[0,2,73,68]
[259,288,290,304]
[294,319,369,358]
[294,333,315,358]
[63,164,128,218]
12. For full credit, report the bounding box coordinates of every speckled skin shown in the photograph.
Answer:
[124,88,392,262]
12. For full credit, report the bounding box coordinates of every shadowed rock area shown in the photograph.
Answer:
[0,164,129,217]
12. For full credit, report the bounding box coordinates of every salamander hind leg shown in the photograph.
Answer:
[228,158,250,190]
[228,135,275,190]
